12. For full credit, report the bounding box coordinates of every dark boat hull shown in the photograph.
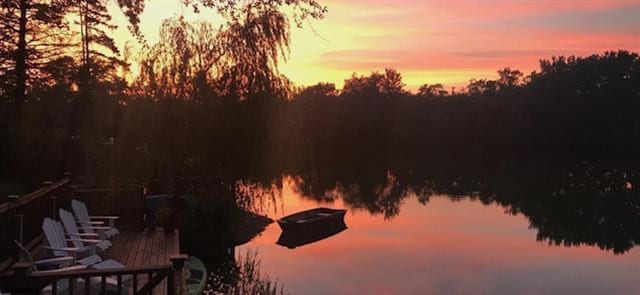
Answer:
[277,208,347,232]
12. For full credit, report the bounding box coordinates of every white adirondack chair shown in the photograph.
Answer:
[15,241,88,295]
[41,219,132,293]
[71,200,120,238]
[42,217,103,266]
[59,208,112,252]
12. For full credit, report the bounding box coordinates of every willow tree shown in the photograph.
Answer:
[215,6,292,98]
[183,0,326,27]
[135,18,220,100]
[138,1,325,101]
[194,0,326,98]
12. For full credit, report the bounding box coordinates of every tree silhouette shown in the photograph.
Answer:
[497,67,523,89]
[215,8,292,98]
[0,0,70,106]
[138,10,293,101]
[342,68,407,98]
[417,83,447,98]
[182,0,327,28]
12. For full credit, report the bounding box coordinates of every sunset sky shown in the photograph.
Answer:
[110,0,640,91]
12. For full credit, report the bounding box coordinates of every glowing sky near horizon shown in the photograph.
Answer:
[110,0,640,91]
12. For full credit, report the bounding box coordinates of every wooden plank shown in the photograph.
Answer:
[159,229,169,265]
[152,229,163,266]
[153,229,166,295]
[133,230,150,267]
[126,230,144,267]
[149,228,162,291]
[140,230,156,267]
[106,232,124,262]
[158,229,171,295]
[135,230,152,289]
[149,230,161,290]
[29,264,172,277]
[119,232,135,267]
[108,231,132,264]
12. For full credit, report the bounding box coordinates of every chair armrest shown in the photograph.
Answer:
[66,232,99,237]
[41,245,81,253]
[35,264,88,274]
[34,256,74,266]
[80,226,112,230]
[79,221,105,225]
[66,238,102,244]
[89,216,119,220]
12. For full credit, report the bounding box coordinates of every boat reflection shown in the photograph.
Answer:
[276,220,348,249]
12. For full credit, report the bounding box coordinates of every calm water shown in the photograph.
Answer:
[235,175,640,295]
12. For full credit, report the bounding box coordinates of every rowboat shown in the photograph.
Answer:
[277,208,347,231]
[185,256,207,295]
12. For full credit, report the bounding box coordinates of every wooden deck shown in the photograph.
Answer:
[0,179,186,294]
[106,228,180,268]
[104,228,180,295]
[20,228,182,294]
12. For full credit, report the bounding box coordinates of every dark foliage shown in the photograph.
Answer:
[1,50,639,187]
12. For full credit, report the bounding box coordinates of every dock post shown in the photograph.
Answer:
[170,254,188,295]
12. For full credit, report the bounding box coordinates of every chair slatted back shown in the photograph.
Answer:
[71,200,95,235]
[59,209,84,248]
[42,218,68,257]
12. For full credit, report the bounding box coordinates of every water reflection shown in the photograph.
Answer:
[237,158,640,254]
[237,190,640,294]
[206,248,288,295]
[197,156,640,294]
[277,221,347,249]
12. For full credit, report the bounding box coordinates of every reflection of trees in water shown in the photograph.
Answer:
[207,248,287,295]
[509,161,640,254]
[235,179,286,215]
[241,155,640,254]
[176,178,284,293]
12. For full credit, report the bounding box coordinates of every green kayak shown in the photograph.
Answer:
[185,256,207,295]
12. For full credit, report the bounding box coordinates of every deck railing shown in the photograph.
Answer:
[0,178,187,294]
[64,186,146,230]
[0,179,146,273]
[4,254,187,295]
[0,178,71,272]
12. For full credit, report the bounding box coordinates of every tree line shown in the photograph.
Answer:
[0,0,326,187]
[1,2,639,188]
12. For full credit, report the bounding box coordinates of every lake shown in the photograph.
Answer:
[232,169,640,295]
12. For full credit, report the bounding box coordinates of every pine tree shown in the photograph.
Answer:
[0,0,71,105]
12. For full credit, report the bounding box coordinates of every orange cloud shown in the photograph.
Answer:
[109,0,640,91]
[280,0,640,90]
